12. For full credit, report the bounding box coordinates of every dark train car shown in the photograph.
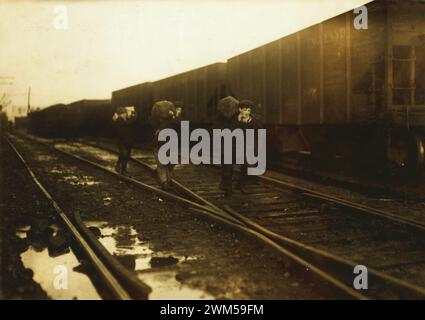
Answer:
[28,104,67,137]
[0,107,8,133]
[65,99,113,137]
[29,100,112,138]
[111,62,228,140]
[227,0,425,172]
[14,116,29,131]
[152,62,228,124]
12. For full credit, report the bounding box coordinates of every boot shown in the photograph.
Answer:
[115,161,122,174]
[121,161,128,174]
[161,181,172,192]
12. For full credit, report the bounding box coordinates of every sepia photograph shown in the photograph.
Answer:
[1,0,425,308]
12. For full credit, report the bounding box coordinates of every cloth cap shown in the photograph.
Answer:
[217,96,239,119]
[238,99,255,109]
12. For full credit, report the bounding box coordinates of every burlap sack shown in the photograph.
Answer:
[112,106,136,122]
[217,96,239,119]
[151,100,176,121]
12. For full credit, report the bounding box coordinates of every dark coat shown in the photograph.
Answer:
[151,101,182,148]
[113,110,138,146]
[212,112,238,130]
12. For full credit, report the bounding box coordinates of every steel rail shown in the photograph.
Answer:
[12,133,369,300]
[258,175,425,232]
[14,134,243,225]
[223,205,425,299]
[134,148,425,298]
[59,138,240,224]
[74,139,230,215]
[5,136,133,300]
[70,138,425,298]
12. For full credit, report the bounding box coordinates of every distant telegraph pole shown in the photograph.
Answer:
[27,86,31,113]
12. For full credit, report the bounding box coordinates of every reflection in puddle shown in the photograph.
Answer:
[17,226,101,300]
[62,175,100,186]
[35,154,56,161]
[85,221,153,271]
[85,221,212,300]
[97,153,117,162]
[48,164,101,186]
[140,271,213,300]
[49,165,78,175]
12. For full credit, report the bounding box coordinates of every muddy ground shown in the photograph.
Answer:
[265,169,425,225]
[0,138,51,299]
[83,136,425,225]
[1,134,345,299]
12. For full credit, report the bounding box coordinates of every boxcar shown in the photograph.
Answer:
[14,116,29,131]
[227,0,425,172]
[65,99,112,137]
[29,104,67,137]
[0,109,8,132]
[111,62,229,140]
[152,62,228,125]
[29,100,112,138]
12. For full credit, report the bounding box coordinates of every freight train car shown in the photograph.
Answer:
[0,105,8,133]
[14,116,29,131]
[227,0,425,173]
[152,62,229,125]
[111,62,229,140]
[28,104,67,137]
[65,99,112,137]
[29,99,112,138]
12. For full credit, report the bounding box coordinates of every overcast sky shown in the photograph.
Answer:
[0,0,370,112]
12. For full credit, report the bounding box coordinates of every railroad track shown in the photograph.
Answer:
[5,135,151,300]
[10,132,425,299]
[270,152,425,202]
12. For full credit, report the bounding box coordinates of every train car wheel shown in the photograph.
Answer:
[387,131,409,170]
[388,131,424,173]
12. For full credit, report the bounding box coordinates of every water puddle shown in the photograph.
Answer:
[17,225,101,300]
[35,154,56,161]
[49,165,78,175]
[95,151,117,162]
[85,221,213,299]
[48,165,100,186]
[85,221,153,271]
[140,271,213,300]
[62,175,100,186]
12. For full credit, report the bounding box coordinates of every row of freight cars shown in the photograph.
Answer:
[29,63,230,140]
[29,0,425,171]
[29,100,113,138]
